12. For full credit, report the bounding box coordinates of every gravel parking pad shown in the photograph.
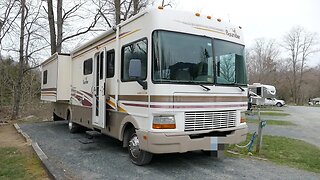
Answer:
[19,121,319,180]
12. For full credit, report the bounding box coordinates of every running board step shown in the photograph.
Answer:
[85,130,102,138]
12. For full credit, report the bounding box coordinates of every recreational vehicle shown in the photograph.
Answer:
[41,7,248,165]
[248,83,285,107]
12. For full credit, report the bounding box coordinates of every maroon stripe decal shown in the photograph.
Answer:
[82,98,92,107]
[41,91,57,94]
[71,95,92,107]
[80,90,93,98]
[41,88,57,91]
[123,103,247,109]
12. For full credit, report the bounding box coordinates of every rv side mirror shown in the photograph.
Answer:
[129,59,141,78]
[128,59,147,90]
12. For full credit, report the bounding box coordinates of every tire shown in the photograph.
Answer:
[67,111,79,133]
[276,102,282,107]
[127,128,153,165]
[53,112,63,121]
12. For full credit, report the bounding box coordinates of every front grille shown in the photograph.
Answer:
[184,110,237,132]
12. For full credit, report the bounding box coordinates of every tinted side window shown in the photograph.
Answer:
[257,87,262,96]
[107,50,115,78]
[121,39,147,81]
[83,58,93,75]
[43,70,48,85]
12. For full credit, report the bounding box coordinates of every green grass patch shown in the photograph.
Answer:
[0,147,45,179]
[251,111,290,116]
[252,107,284,112]
[246,118,296,126]
[0,147,26,179]
[228,134,320,173]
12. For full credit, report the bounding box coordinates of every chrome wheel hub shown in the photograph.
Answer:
[129,134,140,158]
[68,121,72,130]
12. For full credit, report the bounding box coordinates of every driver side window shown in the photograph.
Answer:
[121,38,147,82]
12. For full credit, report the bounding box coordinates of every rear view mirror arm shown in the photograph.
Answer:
[137,79,147,90]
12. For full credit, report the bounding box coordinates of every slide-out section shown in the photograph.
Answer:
[41,53,71,102]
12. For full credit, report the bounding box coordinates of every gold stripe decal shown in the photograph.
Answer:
[73,29,141,59]
[194,27,225,35]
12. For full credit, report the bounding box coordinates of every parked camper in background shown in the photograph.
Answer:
[309,98,320,105]
[41,7,248,165]
[248,83,285,107]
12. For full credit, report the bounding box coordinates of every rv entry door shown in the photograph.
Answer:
[92,50,106,128]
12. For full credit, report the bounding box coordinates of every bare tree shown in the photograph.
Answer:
[46,0,56,55]
[45,0,103,54]
[97,0,150,25]
[282,26,319,104]
[0,0,20,45]
[12,0,27,119]
[246,38,279,84]
[7,0,48,119]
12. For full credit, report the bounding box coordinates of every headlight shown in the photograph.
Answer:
[152,115,176,129]
[240,112,246,123]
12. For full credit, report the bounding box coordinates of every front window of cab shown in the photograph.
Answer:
[152,30,247,85]
[214,39,247,85]
[152,31,214,84]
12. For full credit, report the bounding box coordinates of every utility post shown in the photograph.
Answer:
[255,99,266,153]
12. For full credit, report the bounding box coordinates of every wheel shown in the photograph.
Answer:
[127,128,153,165]
[67,111,79,133]
[276,102,282,107]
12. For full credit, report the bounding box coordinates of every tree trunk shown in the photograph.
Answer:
[56,0,63,53]
[12,0,26,119]
[133,0,139,15]
[114,0,120,25]
[47,0,57,55]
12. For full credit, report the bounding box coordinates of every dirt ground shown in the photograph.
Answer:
[0,99,52,179]
[0,124,27,148]
[0,100,52,122]
[0,124,49,179]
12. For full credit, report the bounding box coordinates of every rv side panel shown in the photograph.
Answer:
[41,54,58,102]
[57,55,72,100]
[41,53,71,102]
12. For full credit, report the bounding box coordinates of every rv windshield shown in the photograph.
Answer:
[214,39,247,85]
[152,31,214,84]
[152,30,247,85]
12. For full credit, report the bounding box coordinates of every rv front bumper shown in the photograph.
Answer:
[136,125,248,154]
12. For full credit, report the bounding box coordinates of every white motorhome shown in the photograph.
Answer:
[41,7,248,165]
[248,83,285,107]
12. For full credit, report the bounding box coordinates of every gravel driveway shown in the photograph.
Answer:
[19,121,319,180]
[247,106,320,147]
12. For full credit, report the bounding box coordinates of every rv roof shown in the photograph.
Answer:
[71,7,244,56]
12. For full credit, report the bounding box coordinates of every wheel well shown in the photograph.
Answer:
[122,123,135,148]
[66,109,71,120]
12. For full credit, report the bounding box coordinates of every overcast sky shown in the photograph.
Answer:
[171,0,320,66]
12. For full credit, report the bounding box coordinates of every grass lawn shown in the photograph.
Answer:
[252,107,284,112]
[251,111,290,116]
[0,147,46,179]
[228,134,320,174]
[246,118,296,126]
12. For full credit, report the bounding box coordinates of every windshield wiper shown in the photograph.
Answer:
[233,83,245,91]
[237,85,244,92]
[200,84,211,91]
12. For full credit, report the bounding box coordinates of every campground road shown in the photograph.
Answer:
[247,106,320,147]
[19,121,319,180]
